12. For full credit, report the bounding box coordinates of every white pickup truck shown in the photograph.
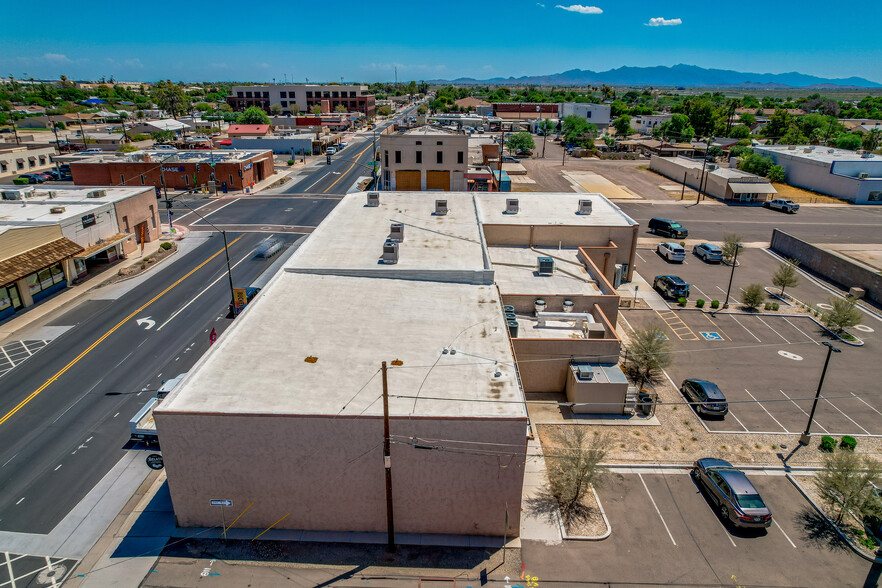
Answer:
[129,373,186,446]
[764,198,800,213]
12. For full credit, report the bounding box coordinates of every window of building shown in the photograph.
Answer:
[245,91,253,98]
[281,100,287,107]
[323,91,330,98]
[437,151,443,164]
[149,205,155,228]
[280,91,287,98]
[120,174,126,185]
[416,151,422,164]
[332,91,339,98]
[185,175,189,186]
[16,160,24,170]
[81,213,96,228]
[350,91,356,98]
[0,162,6,172]
[123,216,129,232]
[262,92,269,98]
[140,174,145,185]
[39,156,46,165]
[586,111,592,118]
[385,151,389,167]
[229,174,234,185]
[306,91,313,98]
[237,91,243,97]
[415,141,422,145]
[437,141,443,145]
[457,151,464,164]
[395,151,401,164]
[51,264,64,284]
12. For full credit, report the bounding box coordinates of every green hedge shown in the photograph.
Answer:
[820,436,837,452]
[840,436,857,451]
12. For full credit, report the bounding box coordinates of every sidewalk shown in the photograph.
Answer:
[617,271,669,311]
[0,224,186,343]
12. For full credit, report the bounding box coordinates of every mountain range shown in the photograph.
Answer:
[429,64,881,88]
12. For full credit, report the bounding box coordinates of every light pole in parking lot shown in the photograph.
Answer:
[722,243,743,308]
[800,342,841,446]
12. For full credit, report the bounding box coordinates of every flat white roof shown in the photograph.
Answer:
[476,192,637,227]
[756,145,880,164]
[0,185,151,205]
[158,274,524,419]
[0,200,113,224]
[489,247,601,295]
[285,191,492,283]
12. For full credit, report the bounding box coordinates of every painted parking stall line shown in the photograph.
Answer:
[638,473,677,546]
[744,389,789,432]
[731,316,761,342]
[780,390,829,434]
[0,340,51,379]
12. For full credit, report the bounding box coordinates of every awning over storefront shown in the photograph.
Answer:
[729,183,777,194]
[15,158,24,164]
[0,238,84,286]
[74,233,133,259]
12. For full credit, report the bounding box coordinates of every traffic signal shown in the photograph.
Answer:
[238,169,243,178]
[326,154,332,165]
[196,163,200,173]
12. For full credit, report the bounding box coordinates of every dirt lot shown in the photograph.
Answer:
[771,182,846,204]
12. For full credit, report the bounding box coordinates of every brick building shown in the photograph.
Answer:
[227,85,376,118]
[69,149,274,191]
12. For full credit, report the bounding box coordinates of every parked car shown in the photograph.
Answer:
[693,243,723,263]
[33,172,55,181]
[657,242,686,263]
[653,275,690,299]
[516,150,533,157]
[681,379,728,417]
[648,217,688,238]
[17,174,45,184]
[502,156,520,163]
[764,198,799,213]
[693,458,772,529]
[41,169,63,180]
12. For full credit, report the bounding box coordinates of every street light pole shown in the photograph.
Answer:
[722,244,742,309]
[800,342,841,446]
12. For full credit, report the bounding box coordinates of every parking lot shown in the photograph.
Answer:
[0,551,77,587]
[523,471,876,587]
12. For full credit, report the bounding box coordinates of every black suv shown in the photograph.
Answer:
[648,217,688,239]
[681,379,729,417]
[653,275,690,299]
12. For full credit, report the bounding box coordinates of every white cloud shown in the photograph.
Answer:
[536,2,545,7]
[645,17,682,26]
[44,53,71,63]
[555,4,602,14]
[124,58,143,69]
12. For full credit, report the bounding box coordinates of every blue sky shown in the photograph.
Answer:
[3,0,880,84]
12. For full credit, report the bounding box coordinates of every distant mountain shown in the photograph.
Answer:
[429,64,881,88]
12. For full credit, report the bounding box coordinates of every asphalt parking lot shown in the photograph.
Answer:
[621,306,880,436]
[523,471,876,587]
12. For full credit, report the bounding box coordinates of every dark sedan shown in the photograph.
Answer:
[693,458,772,529]
[681,378,728,417]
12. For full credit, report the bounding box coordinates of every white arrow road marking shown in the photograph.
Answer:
[136,317,156,329]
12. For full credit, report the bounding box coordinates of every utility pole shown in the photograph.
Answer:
[381,361,395,552]
[8,106,21,145]
[77,115,87,151]
[51,121,62,174]
[680,170,687,200]
[800,342,841,445]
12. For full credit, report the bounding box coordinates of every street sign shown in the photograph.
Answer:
[146,454,164,470]
[210,499,232,507]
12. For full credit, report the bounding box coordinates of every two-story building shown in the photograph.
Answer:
[379,128,468,191]
[227,85,376,118]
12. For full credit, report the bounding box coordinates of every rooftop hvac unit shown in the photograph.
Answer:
[787,145,796,150]
[861,152,874,159]
[706,164,718,171]
[46,190,57,199]
[381,239,399,264]
[434,199,448,215]
[366,192,380,206]
[804,147,813,153]
[537,256,555,275]
[575,365,594,381]
[859,172,869,179]
[50,206,66,214]
[389,222,404,242]
[576,199,592,215]
[504,198,519,214]
[87,189,107,198]
[1,191,21,201]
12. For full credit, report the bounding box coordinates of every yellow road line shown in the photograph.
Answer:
[0,235,245,428]
[702,312,729,340]
[323,142,374,193]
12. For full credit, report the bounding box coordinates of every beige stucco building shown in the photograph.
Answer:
[155,191,639,538]
[379,128,468,191]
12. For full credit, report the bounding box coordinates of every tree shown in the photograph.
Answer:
[767,165,785,182]
[814,451,882,525]
[151,130,175,144]
[739,152,775,177]
[728,125,751,139]
[822,296,862,334]
[376,105,393,116]
[544,427,608,521]
[836,133,862,151]
[561,115,597,147]
[721,234,743,264]
[623,323,672,390]
[417,105,427,115]
[269,104,283,115]
[613,114,633,137]
[740,283,765,310]
[658,113,694,142]
[311,104,323,115]
[152,80,189,119]
[771,259,800,298]
[762,108,792,143]
[506,131,535,154]
[236,106,271,125]
[334,104,347,113]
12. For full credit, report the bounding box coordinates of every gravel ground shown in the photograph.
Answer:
[797,477,881,558]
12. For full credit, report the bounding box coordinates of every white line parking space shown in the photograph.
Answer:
[0,551,77,587]
[638,473,677,546]
[0,340,50,379]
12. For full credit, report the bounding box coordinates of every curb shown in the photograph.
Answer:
[555,487,611,541]
[99,244,180,286]
[786,473,882,564]
[599,462,823,473]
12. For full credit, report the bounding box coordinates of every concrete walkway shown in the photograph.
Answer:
[519,437,563,545]
[617,271,670,311]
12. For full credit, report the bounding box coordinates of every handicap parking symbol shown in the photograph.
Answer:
[700,331,723,341]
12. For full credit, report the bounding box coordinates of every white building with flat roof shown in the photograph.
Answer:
[379,128,469,191]
[753,145,882,204]
[558,103,612,131]
[155,190,639,539]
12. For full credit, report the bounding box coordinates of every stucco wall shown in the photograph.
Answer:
[770,229,882,305]
[154,412,526,537]
[113,189,161,253]
[754,148,881,203]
